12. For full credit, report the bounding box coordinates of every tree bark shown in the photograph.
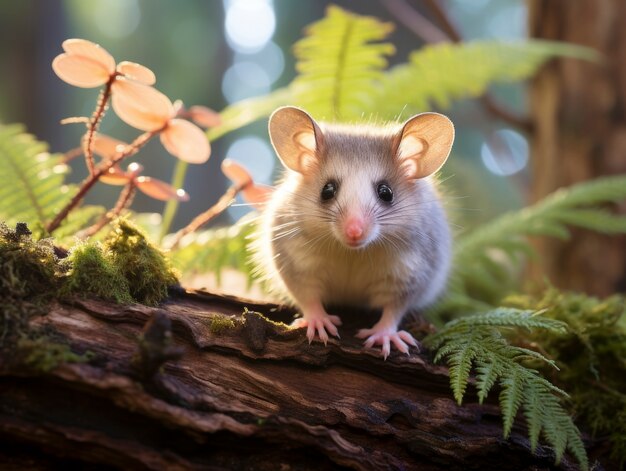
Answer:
[0,289,591,470]
[528,0,626,295]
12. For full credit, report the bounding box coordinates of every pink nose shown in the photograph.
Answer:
[345,217,365,241]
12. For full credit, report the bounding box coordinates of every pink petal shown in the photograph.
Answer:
[62,39,116,74]
[136,176,190,201]
[221,159,252,187]
[100,166,131,185]
[243,184,274,204]
[116,61,156,85]
[85,133,128,161]
[111,77,173,131]
[52,53,111,88]
[188,105,222,128]
[160,119,210,164]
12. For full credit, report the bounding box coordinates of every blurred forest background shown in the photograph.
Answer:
[0,0,528,225]
[0,0,623,296]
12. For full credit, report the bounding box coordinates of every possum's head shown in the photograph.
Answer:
[268,106,454,250]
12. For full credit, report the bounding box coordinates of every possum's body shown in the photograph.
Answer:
[254,169,451,313]
[252,107,454,358]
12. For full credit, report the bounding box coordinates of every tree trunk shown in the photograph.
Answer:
[0,289,590,470]
[528,0,626,295]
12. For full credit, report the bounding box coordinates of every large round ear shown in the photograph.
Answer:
[268,106,324,175]
[395,112,454,179]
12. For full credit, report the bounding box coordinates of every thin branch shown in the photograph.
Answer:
[423,0,462,41]
[78,182,137,239]
[167,182,249,250]
[381,0,449,43]
[46,130,159,235]
[83,75,116,175]
[61,146,84,164]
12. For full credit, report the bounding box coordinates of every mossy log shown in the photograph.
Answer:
[0,289,587,470]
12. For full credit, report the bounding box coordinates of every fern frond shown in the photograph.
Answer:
[444,307,567,333]
[425,308,589,470]
[0,124,103,238]
[292,5,395,120]
[443,175,626,313]
[447,329,479,404]
[170,214,257,286]
[373,40,599,118]
[475,360,500,404]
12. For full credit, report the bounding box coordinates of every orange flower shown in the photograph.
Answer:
[187,106,222,128]
[221,159,273,204]
[84,133,127,163]
[101,162,189,202]
[53,39,210,164]
[52,38,155,88]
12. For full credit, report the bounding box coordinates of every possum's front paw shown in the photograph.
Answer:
[291,311,342,345]
[356,327,419,360]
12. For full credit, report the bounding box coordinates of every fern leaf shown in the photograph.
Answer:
[373,40,598,118]
[445,308,568,333]
[425,309,589,470]
[0,125,64,226]
[499,368,527,438]
[0,124,104,238]
[475,359,500,404]
[554,208,626,234]
[292,5,395,120]
[170,214,257,286]
[445,175,626,313]
[566,422,589,471]
[522,382,543,452]
[447,330,479,405]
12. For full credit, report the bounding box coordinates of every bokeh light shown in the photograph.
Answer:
[234,41,285,83]
[481,129,529,176]
[221,61,271,102]
[225,0,276,53]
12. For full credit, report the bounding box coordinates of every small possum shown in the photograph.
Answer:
[253,106,454,359]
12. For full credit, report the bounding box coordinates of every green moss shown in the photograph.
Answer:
[61,241,133,304]
[17,336,87,372]
[505,287,626,467]
[0,222,59,300]
[209,314,237,335]
[104,219,179,306]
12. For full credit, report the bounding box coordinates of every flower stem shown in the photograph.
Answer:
[159,160,188,242]
[78,181,137,239]
[167,182,247,250]
[84,76,115,175]
[46,130,158,235]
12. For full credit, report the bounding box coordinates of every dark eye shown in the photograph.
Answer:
[321,181,338,201]
[377,183,393,203]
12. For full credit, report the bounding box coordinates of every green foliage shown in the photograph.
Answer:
[61,241,133,304]
[171,214,257,287]
[104,219,179,306]
[209,6,596,139]
[0,124,103,239]
[0,222,59,301]
[435,175,626,317]
[291,5,395,120]
[506,288,626,467]
[373,40,600,117]
[425,309,588,470]
[17,336,87,372]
